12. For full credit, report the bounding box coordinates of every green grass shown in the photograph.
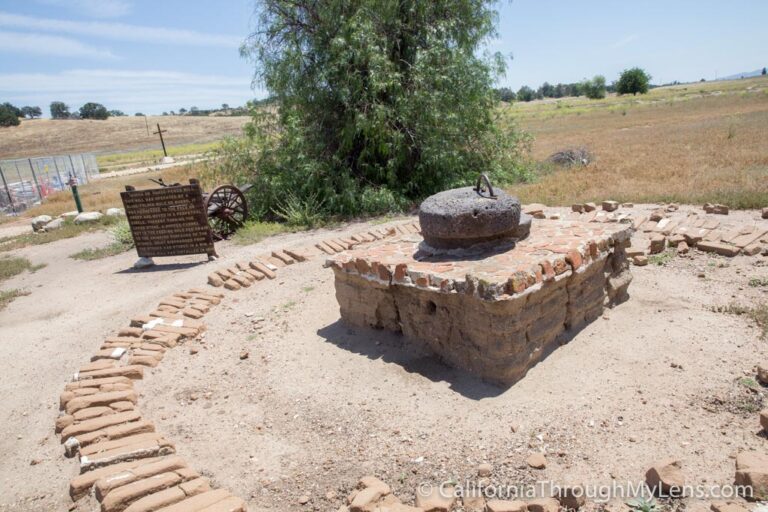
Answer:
[97,141,222,170]
[70,219,135,261]
[0,256,44,282]
[232,221,294,246]
[648,249,676,266]
[0,289,30,311]
[70,242,132,261]
[0,216,120,253]
[749,277,768,288]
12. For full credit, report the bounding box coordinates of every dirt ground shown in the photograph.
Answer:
[1,206,767,512]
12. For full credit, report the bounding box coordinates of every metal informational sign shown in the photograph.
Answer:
[120,180,217,259]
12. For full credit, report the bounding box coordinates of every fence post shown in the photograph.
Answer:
[28,158,42,201]
[53,157,65,190]
[0,162,14,211]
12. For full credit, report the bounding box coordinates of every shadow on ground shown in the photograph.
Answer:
[317,320,507,400]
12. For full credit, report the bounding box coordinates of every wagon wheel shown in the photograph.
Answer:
[204,185,248,240]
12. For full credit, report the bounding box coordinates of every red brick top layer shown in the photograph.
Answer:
[326,219,633,301]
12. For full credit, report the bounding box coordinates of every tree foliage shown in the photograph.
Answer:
[50,101,70,119]
[0,103,20,126]
[616,67,651,95]
[239,0,531,218]
[21,106,42,118]
[581,75,606,99]
[79,102,110,120]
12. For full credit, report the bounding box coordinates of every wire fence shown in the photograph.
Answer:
[0,154,100,214]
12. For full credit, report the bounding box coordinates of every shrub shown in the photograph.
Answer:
[581,75,607,99]
[50,101,70,119]
[235,0,533,222]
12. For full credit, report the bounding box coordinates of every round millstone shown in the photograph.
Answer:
[418,186,522,248]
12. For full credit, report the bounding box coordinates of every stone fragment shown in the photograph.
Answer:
[649,235,666,254]
[677,241,690,255]
[571,204,584,213]
[74,211,104,223]
[645,458,685,494]
[704,203,729,215]
[602,201,619,212]
[555,486,585,510]
[632,255,648,266]
[760,410,768,432]
[582,202,596,212]
[477,463,492,477]
[31,215,53,231]
[757,363,768,385]
[415,485,454,512]
[487,500,527,512]
[743,244,762,256]
[735,452,768,500]
[527,453,547,469]
[697,241,739,257]
[527,498,560,512]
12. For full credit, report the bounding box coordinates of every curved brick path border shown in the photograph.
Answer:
[54,222,417,512]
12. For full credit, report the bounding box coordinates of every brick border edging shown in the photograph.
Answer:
[52,221,418,512]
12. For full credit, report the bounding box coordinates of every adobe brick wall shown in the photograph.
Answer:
[329,219,633,386]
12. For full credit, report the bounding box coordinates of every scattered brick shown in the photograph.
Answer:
[122,478,211,512]
[154,489,233,512]
[100,470,186,512]
[649,235,666,254]
[73,406,117,421]
[249,260,276,279]
[129,355,161,367]
[602,200,619,212]
[75,420,156,450]
[77,365,144,382]
[80,437,175,471]
[94,455,188,500]
[271,250,295,265]
[677,241,690,255]
[646,458,685,494]
[583,202,597,212]
[229,274,251,287]
[734,452,768,500]
[61,411,142,441]
[119,327,144,338]
[284,248,310,262]
[697,241,740,257]
[92,347,128,361]
[743,244,762,256]
[69,456,172,500]
[65,376,132,391]
[632,255,649,266]
[65,390,139,415]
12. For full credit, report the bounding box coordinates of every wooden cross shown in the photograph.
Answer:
[152,123,168,157]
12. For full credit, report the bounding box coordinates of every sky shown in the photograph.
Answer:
[0,0,765,116]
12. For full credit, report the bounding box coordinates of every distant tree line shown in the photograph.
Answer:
[495,67,652,103]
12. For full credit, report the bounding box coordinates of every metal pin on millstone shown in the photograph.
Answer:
[474,173,497,199]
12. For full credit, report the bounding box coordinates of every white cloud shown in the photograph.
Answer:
[0,69,262,114]
[0,11,241,48]
[35,0,132,19]
[612,34,638,49]
[0,30,116,59]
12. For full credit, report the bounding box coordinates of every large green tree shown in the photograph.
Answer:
[240,0,529,217]
[50,101,71,119]
[0,104,20,126]
[616,67,651,95]
[79,102,110,120]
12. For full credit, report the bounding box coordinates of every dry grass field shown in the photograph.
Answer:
[0,115,249,161]
[511,76,768,208]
